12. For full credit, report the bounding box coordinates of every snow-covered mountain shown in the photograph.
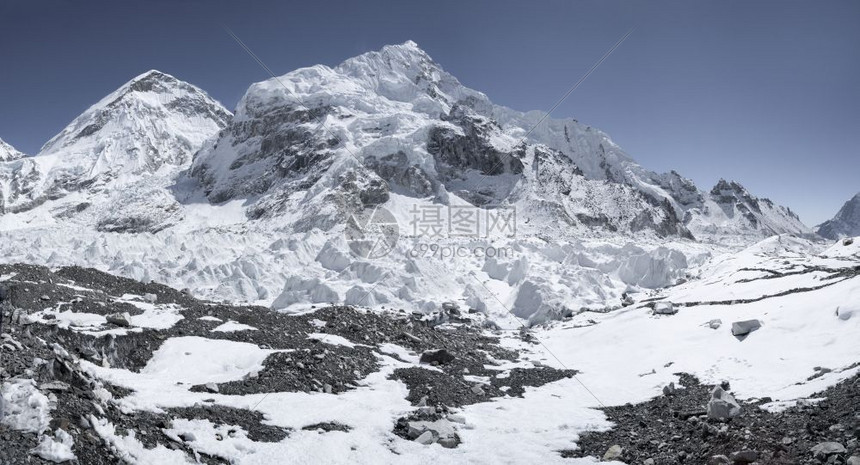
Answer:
[684,179,812,242]
[0,70,230,223]
[191,41,806,242]
[816,192,860,240]
[0,137,25,162]
[0,41,815,323]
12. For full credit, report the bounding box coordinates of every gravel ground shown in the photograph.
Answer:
[564,373,860,464]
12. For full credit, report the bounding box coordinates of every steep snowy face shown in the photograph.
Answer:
[192,41,694,238]
[684,179,811,241]
[0,138,25,162]
[816,192,860,239]
[1,70,231,214]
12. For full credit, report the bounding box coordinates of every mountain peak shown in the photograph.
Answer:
[0,137,26,162]
[816,191,860,239]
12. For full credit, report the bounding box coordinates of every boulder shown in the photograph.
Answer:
[654,302,677,315]
[729,450,758,463]
[106,312,132,327]
[810,442,846,459]
[731,319,761,337]
[846,456,860,465]
[143,293,158,303]
[415,430,436,445]
[707,455,730,465]
[204,383,219,393]
[662,382,676,396]
[603,444,623,461]
[707,319,722,329]
[707,386,741,420]
[837,305,857,321]
[420,349,455,365]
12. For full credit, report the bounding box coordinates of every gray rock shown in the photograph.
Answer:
[810,442,846,459]
[420,349,455,365]
[106,312,132,327]
[40,381,70,392]
[663,382,676,396]
[643,459,655,465]
[731,319,762,337]
[143,293,158,303]
[846,456,860,465]
[415,430,436,445]
[707,319,722,329]
[729,449,758,463]
[654,302,677,315]
[437,436,460,449]
[204,382,219,393]
[470,385,485,396]
[603,444,623,461]
[707,455,730,465]
[707,386,741,420]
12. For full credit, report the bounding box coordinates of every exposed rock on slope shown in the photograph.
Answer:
[817,192,860,240]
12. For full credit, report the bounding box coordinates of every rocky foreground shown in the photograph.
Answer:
[1,263,858,464]
[566,373,860,464]
[0,263,572,463]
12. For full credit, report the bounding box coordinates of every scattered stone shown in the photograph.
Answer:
[729,449,758,463]
[143,293,158,303]
[837,305,856,321]
[654,302,677,315]
[707,386,741,420]
[603,444,623,461]
[40,294,50,301]
[643,459,655,465]
[707,319,723,329]
[662,382,676,397]
[415,430,436,445]
[707,455,731,465]
[731,319,761,337]
[419,349,455,365]
[810,442,846,459]
[40,381,71,392]
[470,385,485,396]
[105,312,132,327]
[204,382,219,393]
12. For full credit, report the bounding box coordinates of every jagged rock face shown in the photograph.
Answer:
[683,179,811,240]
[0,137,25,162]
[0,70,230,215]
[816,193,860,239]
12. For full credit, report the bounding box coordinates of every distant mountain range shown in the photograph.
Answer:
[0,41,850,321]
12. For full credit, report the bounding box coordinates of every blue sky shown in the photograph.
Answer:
[1,0,857,225]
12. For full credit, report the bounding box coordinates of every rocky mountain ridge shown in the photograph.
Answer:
[817,192,860,240]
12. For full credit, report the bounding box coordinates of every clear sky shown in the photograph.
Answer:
[1,0,858,225]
